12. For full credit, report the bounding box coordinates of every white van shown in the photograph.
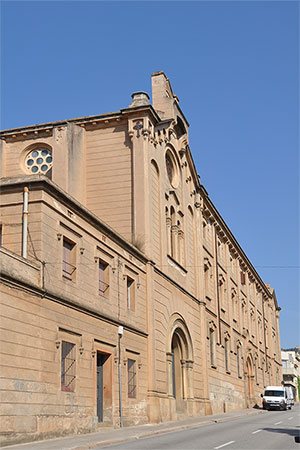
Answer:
[262,386,292,410]
[285,386,294,406]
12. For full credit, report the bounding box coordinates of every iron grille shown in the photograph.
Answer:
[128,359,136,398]
[61,341,76,392]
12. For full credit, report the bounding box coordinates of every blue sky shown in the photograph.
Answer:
[1,1,299,348]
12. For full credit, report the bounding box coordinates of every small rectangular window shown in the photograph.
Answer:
[128,359,136,398]
[99,260,109,297]
[127,276,135,310]
[62,238,76,280]
[61,341,76,392]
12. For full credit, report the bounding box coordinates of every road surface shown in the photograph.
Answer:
[98,403,300,449]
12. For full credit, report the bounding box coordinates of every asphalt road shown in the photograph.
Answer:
[99,404,300,450]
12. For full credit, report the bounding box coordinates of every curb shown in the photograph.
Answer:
[64,409,266,450]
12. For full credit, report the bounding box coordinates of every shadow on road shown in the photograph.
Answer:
[263,426,300,438]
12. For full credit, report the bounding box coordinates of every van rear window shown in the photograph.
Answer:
[264,390,284,397]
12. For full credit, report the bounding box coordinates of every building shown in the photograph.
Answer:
[281,348,300,402]
[0,72,283,446]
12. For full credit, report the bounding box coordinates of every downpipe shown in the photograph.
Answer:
[118,326,124,427]
[22,187,29,258]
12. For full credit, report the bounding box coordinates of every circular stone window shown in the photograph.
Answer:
[25,148,53,175]
[165,150,179,188]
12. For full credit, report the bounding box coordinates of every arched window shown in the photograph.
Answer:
[254,355,258,385]
[208,321,216,367]
[224,333,230,373]
[231,288,237,322]
[237,343,241,378]
[165,148,179,189]
[150,160,161,263]
[204,258,212,299]
[170,206,176,259]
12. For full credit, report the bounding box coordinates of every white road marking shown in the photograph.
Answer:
[274,421,282,425]
[252,429,262,434]
[288,417,294,420]
[214,442,235,450]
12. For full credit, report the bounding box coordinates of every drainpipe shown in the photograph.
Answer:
[118,326,124,427]
[22,187,29,258]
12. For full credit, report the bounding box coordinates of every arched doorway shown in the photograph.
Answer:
[245,356,254,407]
[171,331,184,399]
[167,315,194,415]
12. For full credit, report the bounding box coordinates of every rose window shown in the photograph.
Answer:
[25,148,53,175]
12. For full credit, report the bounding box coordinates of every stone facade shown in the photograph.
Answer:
[0,72,282,445]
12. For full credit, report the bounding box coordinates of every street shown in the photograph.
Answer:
[99,404,300,450]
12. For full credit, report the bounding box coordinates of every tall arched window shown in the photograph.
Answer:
[224,333,230,373]
[150,160,161,263]
[208,321,216,367]
[170,206,176,259]
[236,343,241,378]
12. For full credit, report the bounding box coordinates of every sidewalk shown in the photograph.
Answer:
[1,408,266,450]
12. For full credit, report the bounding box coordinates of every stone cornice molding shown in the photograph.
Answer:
[199,188,277,304]
[0,104,162,140]
[0,176,148,264]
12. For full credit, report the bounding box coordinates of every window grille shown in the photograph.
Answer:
[61,341,76,392]
[128,359,136,398]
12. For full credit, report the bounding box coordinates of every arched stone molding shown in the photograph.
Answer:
[166,314,194,401]
[165,144,182,189]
